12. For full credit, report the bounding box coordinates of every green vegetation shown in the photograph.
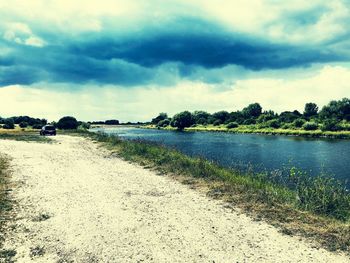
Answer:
[0,155,12,247]
[0,130,52,143]
[0,116,47,130]
[82,131,350,252]
[57,116,79,130]
[149,98,350,138]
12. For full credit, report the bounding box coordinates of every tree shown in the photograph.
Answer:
[304,103,318,118]
[319,98,350,121]
[105,120,119,125]
[242,103,262,118]
[193,111,210,125]
[279,111,301,123]
[3,118,14,129]
[19,121,28,128]
[151,113,168,125]
[170,111,194,130]
[57,116,79,129]
[157,119,170,127]
[212,111,230,124]
[302,122,318,130]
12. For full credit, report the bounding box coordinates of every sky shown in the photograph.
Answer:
[0,0,350,122]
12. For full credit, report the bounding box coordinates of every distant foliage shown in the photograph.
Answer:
[226,122,239,129]
[78,122,91,130]
[2,118,14,129]
[157,119,170,127]
[319,98,350,121]
[293,118,305,128]
[57,116,79,130]
[302,122,318,131]
[152,113,168,125]
[170,111,194,130]
[19,122,28,128]
[150,98,350,133]
[105,120,119,125]
[321,119,342,131]
[304,103,318,118]
[267,119,280,128]
[213,119,222,126]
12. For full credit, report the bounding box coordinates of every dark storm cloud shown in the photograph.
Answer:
[0,17,348,87]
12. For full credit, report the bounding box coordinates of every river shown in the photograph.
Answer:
[92,127,350,187]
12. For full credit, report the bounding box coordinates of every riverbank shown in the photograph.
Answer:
[0,134,349,262]
[0,155,12,250]
[143,124,350,139]
[85,131,350,254]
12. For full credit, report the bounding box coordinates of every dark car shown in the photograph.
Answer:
[40,125,56,136]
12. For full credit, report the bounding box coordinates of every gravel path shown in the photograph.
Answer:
[0,135,348,262]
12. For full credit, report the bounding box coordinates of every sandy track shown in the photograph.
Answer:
[0,135,348,262]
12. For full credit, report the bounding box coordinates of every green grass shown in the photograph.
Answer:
[0,155,12,248]
[84,131,350,253]
[0,129,52,143]
[145,124,350,139]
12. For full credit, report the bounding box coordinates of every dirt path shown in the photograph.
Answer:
[0,135,348,262]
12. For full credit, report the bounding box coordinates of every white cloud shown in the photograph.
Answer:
[0,0,348,43]
[0,66,349,122]
[3,22,46,47]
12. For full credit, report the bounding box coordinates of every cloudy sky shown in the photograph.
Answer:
[1,0,350,122]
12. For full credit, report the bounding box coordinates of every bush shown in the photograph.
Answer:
[226,122,239,129]
[2,119,14,129]
[293,118,305,128]
[267,119,280,128]
[78,122,91,130]
[57,116,79,130]
[321,119,342,131]
[32,124,43,129]
[170,111,194,130]
[19,122,28,128]
[213,120,222,126]
[281,123,293,129]
[157,119,170,127]
[243,118,256,125]
[302,122,318,130]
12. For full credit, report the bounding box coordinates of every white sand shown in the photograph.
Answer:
[0,135,348,262]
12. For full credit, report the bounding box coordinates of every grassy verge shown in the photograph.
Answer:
[0,129,52,143]
[82,131,350,253]
[144,125,350,139]
[0,155,12,248]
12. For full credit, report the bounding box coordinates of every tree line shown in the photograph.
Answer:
[151,98,350,131]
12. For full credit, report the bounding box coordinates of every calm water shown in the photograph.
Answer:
[92,127,350,186]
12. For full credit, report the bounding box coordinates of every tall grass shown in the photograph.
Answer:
[92,132,350,221]
[73,131,350,252]
[0,155,11,247]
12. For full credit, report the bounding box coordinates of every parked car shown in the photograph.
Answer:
[40,125,56,136]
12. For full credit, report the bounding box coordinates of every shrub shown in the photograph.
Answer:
[281,123,293,129]
[226,122,239,129]
[2,119,14,129]
[302,122,318,130]
[19,122,28,128]
[157,119,170,127]
[213,119,222,126]
[78,122,91,130]
[321,119,342,132]
[170,111,194,130]
[267,119,280,128]
[57,116,79,130]
[243,118,256,125]
[293,118,305,128]
[32,124,43,129]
